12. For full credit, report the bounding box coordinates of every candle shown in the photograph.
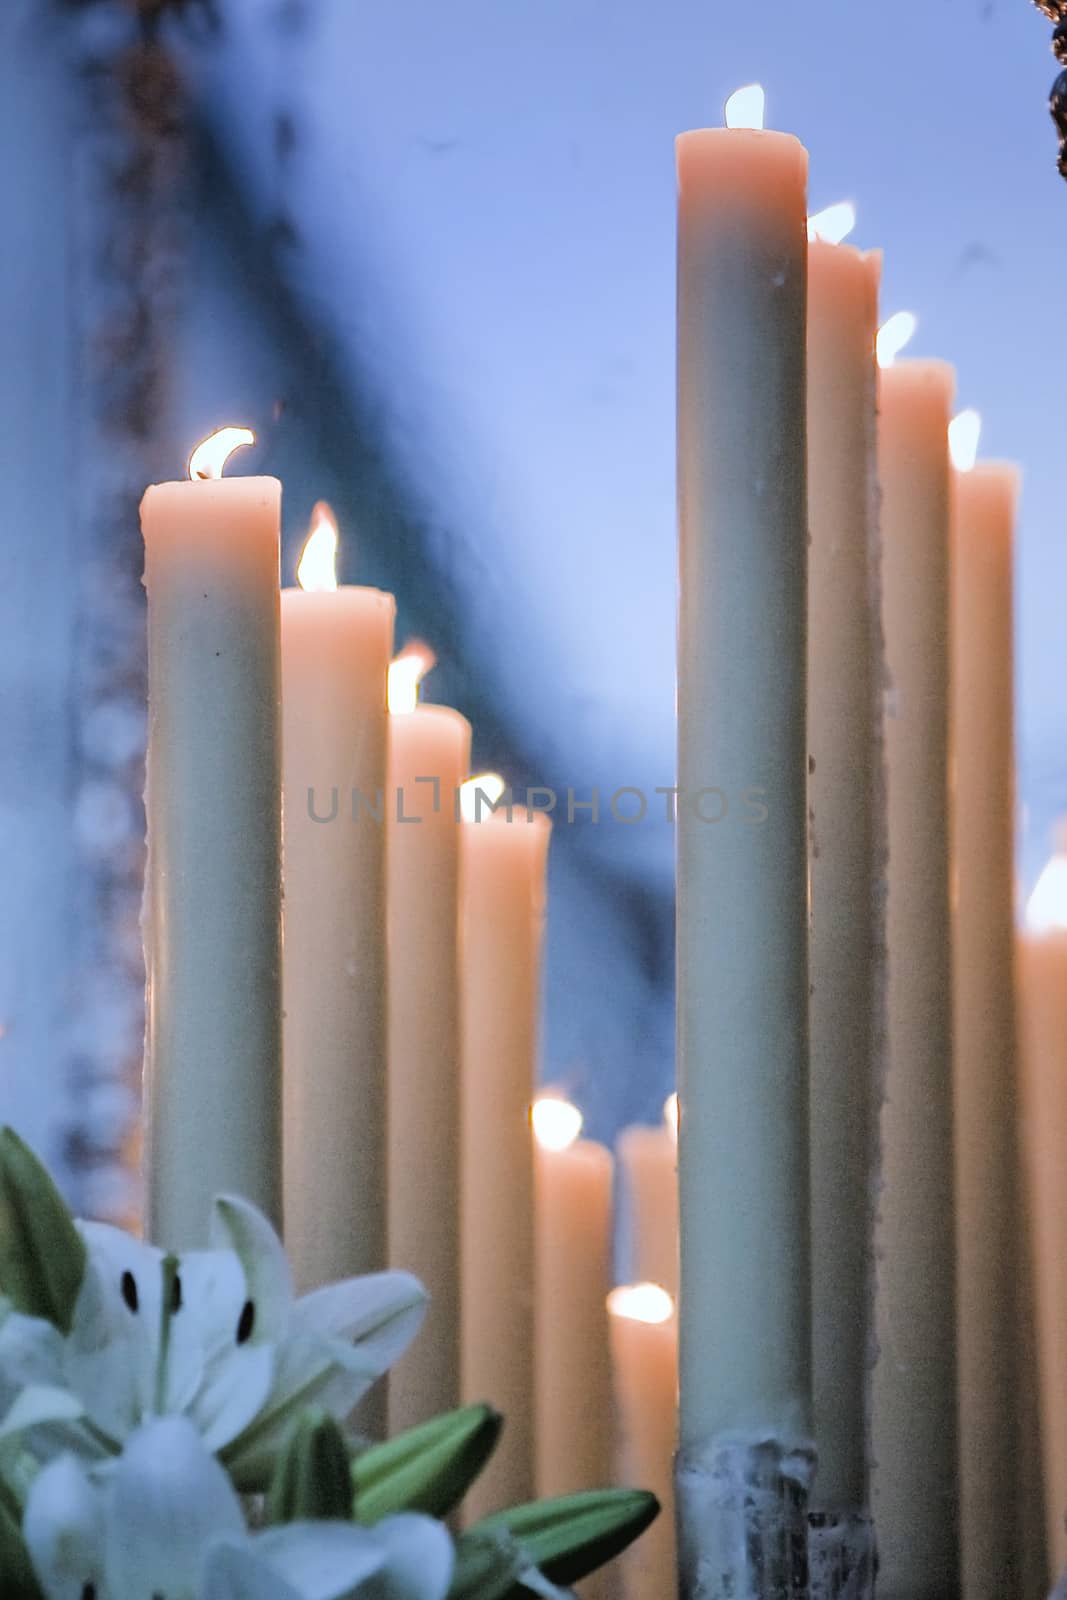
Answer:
[386,646,471,1434]
[281,504,394,1303]
[460,776,551,1519]
[141,427,282,1249]
[948,422,1021,1599]
[617,1095,678,1299]
[533,1094,614,1498]
[675,84,813,1576]
[607,1284,677,1600]
[1017,847,1067,1578]
[870,349,960,1598]
[806,212,882,1516]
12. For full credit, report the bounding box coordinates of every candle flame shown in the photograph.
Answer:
[724,83,765,131]
[1026,852,1067,934]
[949,409,982,474]
[532,1095,584,1152]
[188,426,255,481]
[460,772,507,823]
[387,643,436,715]
[876,312,918,370]
[607,1283,675,1326]
[296,502,340,592]
[807,201,856,245]
[663,1092,679,1140]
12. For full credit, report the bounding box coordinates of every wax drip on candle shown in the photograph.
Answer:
[532,1094,583,1152]
[188,426,256,481]
[296,502,340,592]
[807,201,856,245]
[948,409,982,474]
[459,772,507,823]
[387,642,436,715]
[607,1283,675,1326]
[723,83,765,131]
[876,311,918,370]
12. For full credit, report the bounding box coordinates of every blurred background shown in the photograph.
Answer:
[1,0,1063,1214]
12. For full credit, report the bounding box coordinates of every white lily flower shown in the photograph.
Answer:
[1,1197,427,1484]
[24,1417,455,1600]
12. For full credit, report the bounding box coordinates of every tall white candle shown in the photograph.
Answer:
[608,1284,677,1600]
[870,355,960,1599]
[141,427,282,1249]
[387,648,471,1434]
[806,219,882,1515]
[280,504,394,1302]
[617,1096,678,1300]
[1017,848,1067,1580]
[675,87,813,1555]
[533,1094,614,1499]
[948,428,1021,1600]
[460,777,551,1520]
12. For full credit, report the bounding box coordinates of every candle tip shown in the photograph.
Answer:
[188,426,256,481]
[459,772,508,823]
[1026,849,1067,933]
[296,502,340,591]
[807,201,856,245]
[607,1283,675,1325]
[387,642,436,714]
[948,409,982,473]
[724,83,765,131]
[532,1095,583,1152]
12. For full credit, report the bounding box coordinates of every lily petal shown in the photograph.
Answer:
[166,1249,275,1451]
[67,1225,164,1438]
[23,1453,106,1600]
[211,1196,293,1344]
[370,1514,454,1600]
[104,1416,244,1600]
[294,1273,428,1373]
[251,1523,391,1599]
[203,1539,305,1600]
[0,1385,84,1442]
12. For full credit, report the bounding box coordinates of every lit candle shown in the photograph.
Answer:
[533,1094,614,1498]
[1017,846,1067,1579]
[280,504,395,1309]
[675,82,813,1581]
[617,1095,678,1299]
[608,1283,677,1600]
[141,428,282,1249]
[386,645,471,1434]
[806,203,882,1518]
[870,338,960,1597]
[460,775,551,1519]
[948,416,1022,1599]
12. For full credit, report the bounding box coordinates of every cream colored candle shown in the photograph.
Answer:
[617,1095,678,1300]
[460,778,551,1519]
[948,428,1021,1600]
[387,648,471,1434]
[608,1284,677,1600]
[141,427,282,1249]
[1017,848,1067,1578]
[871,356,959,1599]
[281,504,394,1297]
[533,1094,614,1498]
[806,221,882,1514]
[675,92,812,1479]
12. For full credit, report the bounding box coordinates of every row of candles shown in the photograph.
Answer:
[132,79,1067,1600]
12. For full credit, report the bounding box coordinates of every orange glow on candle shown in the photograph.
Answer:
[188,426,255,481]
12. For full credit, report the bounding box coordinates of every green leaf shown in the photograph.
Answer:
[353,1403,502,1524]
[266,1409,354,1524]
[0,1492,43,1600]
[0,1129,86,1335]
[447,1527,528,1600]
[477,1487,660,1586]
